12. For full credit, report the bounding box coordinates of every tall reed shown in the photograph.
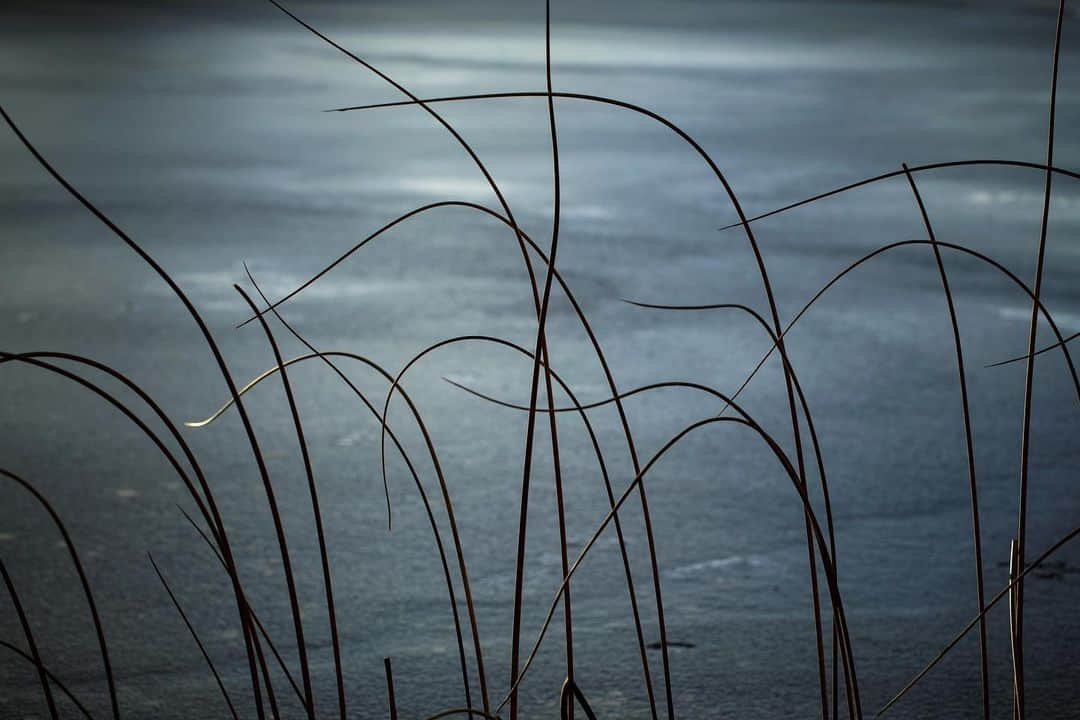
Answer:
[1,1,1077,718]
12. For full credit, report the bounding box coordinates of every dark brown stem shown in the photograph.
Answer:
[901,164,988,719]
[1,557,59,719]
[148,554,239,720]
[0,639,96,720]
[385,657,398,720]
[0,468,120,720]
[1014,5,1067,709]
[243,269,347,719]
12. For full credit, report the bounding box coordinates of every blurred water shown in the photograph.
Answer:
[2,1,1079,717]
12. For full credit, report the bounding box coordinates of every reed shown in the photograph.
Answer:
[1,1,1077,718]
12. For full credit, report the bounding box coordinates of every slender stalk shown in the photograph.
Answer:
[241,273,347,719]
[902,164,988,719]
[1014,6,1067,709]
[0,468,119,720]
[385,657,399,720]
[0,640,96,720]
[148,555,239,720]
[1,558,59,719]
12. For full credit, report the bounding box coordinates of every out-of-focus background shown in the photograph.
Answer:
[2,1,1079,717]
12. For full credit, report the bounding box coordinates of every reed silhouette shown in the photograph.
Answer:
[1,1,1077,718]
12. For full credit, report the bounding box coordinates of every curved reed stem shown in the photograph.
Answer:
[1014,4,1067,707]
[3,5,1076,718]
[987,332,1080,368]
[452,297,845,714]
[191,340,494,717]
[0,639,96,720]
[329,83,849,717]
[492,409,858,716]
[901,164,989,719]
[625,238,1080,423]
[238,276,346,718]
[0,468,119,720]
[1,557,59,718]
[148,554,239,720]
[0,101,293,719]
[177,506,306,706]
[877,523,1080,716]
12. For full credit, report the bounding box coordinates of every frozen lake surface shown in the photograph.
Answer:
[2,1,1079,717]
